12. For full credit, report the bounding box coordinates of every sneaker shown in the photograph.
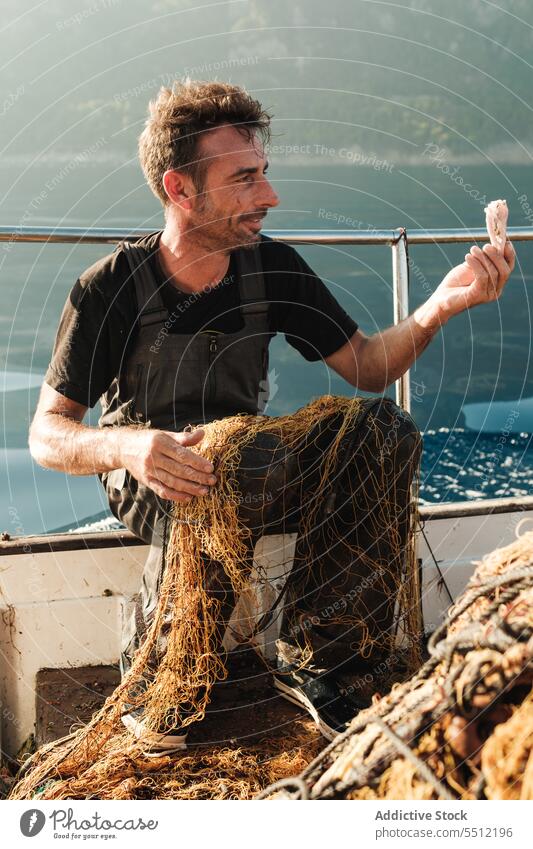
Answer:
[273,661,366,741]
[121,705,188,757]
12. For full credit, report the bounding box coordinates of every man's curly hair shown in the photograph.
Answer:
[139,79,272,207]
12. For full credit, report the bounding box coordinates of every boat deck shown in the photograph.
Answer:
[33,648,408,751]
[36,665,120,748]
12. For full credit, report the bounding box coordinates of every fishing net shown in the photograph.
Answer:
[10,394,421,800]
[258,528,533,800]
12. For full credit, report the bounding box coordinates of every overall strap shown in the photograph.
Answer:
[235,247,268,318]
[121,240,168,328]
[122,239,268,325]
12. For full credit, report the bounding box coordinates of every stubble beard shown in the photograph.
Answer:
[187,197,261,254]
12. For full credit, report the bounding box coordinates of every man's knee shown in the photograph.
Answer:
[360,396,422,465]
[235,431,299,529]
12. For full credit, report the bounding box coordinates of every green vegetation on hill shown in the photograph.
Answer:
[2,0,532,161]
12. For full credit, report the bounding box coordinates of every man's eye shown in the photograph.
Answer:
[241,175,253,182]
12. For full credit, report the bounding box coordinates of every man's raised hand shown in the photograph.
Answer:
[432,239,515,320]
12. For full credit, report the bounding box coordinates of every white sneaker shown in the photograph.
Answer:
[121,708,188,757]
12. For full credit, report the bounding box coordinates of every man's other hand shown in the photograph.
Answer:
[120,427,217,503]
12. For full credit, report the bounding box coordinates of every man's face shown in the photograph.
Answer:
[182,124,279,252]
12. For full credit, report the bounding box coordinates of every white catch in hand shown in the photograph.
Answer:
[484,199,508,253]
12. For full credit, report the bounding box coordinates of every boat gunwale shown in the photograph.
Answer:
[1,496,533,555]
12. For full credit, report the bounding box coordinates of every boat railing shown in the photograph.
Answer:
[2,224,531,412]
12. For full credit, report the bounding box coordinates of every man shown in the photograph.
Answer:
[29,80,515,754]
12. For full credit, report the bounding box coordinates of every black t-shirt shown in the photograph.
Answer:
[45,232,358,409]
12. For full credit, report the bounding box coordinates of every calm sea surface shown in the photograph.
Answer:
[1,160,532,534]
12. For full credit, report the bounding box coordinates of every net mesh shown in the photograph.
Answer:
[259,529,533,800]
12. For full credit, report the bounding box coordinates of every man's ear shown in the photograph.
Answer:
[162,169,193,210]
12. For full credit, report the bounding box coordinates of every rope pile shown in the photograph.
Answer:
[10,394,421,800]
[258,529,533,799]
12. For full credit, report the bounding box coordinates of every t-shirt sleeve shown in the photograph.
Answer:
[44,277,121,408]
[267,243,358,361]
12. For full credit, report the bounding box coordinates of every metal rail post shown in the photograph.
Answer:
[391,228,411,413]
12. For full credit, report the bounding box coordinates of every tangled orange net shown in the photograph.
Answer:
[10,394,421,800]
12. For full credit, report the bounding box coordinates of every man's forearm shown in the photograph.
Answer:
[362,294,450,391]
[29,413,125,475]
